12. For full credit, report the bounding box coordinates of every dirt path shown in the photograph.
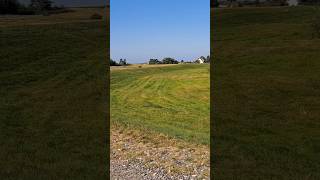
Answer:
[110,127,210,179]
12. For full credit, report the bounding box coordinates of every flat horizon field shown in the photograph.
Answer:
[111,64,210,145]
[212,6,320,179]
[0,8,108,179]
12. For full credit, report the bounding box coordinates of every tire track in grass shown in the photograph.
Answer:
[111,64,210,144]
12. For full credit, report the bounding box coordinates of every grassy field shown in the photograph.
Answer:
[0,8,109,179]
[212,6,320,179]
[111,64,210,145]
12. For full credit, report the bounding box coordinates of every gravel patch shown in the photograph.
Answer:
[111,127,210,179]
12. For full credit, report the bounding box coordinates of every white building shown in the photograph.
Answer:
[195,57,206,64]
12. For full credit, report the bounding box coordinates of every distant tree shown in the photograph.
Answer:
[162,57,178,64]
[299,0,319,5]
[110,59,119,66]
[255,0,260,6]
[30,0,52,12]
[149,59,161,64]
[181,60,184,63]
[0,0,21,14]
[205,55,210,63]
[200,56,206,60]
[119,59,127,66]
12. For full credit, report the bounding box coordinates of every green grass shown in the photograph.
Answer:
[111,64,210,145]
[0,8,108,179]
[212,6,320,179]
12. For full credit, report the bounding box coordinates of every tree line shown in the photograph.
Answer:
[149,56,210,64]
[110,56,210,66]
[211,0,320,7]
[0,0,64,15]
[149,57,180,64]
[110,59,128,66]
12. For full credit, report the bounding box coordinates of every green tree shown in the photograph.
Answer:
[110,59,118,66]
[162,57,178,64]
[149,59,160,64]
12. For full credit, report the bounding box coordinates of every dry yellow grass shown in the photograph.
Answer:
[111,125,210,178]
[110,64,178,71]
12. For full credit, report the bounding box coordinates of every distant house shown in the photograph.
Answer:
[195,57,206,64]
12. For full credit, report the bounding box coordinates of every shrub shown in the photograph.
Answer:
[90,13,102,20]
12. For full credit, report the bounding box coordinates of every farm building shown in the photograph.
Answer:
[195,57,206,64]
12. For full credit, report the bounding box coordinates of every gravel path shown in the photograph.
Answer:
[110,127,210,180]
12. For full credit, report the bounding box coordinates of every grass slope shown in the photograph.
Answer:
[212,6,320,179]
[111,64,210,145]
[0,8,108,179]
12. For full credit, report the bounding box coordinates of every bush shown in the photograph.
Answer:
[90,13,102,20]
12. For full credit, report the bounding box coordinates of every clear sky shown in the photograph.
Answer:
[111,0,210,64]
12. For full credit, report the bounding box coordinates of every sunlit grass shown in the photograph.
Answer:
[212,6,320,179]
[111,64,210,145]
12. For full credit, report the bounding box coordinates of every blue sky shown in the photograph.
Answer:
[111,0,210,64]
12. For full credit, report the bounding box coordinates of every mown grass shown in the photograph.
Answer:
[0,8,108,179]
[212,6,320,179]
[111,64,210,145]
